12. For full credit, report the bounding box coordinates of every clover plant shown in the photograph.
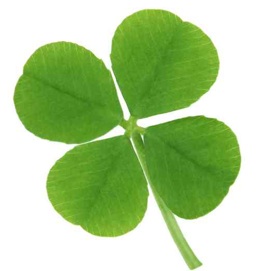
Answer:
[14,9,241,270]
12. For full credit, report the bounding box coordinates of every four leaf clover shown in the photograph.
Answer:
[14,9,241,270]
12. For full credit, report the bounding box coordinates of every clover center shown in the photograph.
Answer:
[120,116,145,137]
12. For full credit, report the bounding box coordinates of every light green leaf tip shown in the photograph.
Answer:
[14,42,123,144]
[47,136,149,237]
[145,116,241,219]
[111,9,219,118]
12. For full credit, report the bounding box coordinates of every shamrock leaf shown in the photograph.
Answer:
[47,136,148,236]
[111,9,219,118]
[144,116,241,219]
[14,9,241,270]
[15,42,123,144]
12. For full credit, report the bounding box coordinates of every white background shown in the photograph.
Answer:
[0,0,261,270]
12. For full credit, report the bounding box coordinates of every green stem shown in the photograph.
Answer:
[131,132,202,270]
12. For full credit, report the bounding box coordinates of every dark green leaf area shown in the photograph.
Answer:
[14,42,123,144]
[111,9,219,118]
[47,136,148,237]
[145,116,241,219]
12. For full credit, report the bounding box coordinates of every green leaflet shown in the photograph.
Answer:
[144,116,241,219]
[14,42,123,144]
[111,10,219,118]
[47,136,148,237]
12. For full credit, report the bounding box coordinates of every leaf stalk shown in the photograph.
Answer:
[131,131,202,270]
